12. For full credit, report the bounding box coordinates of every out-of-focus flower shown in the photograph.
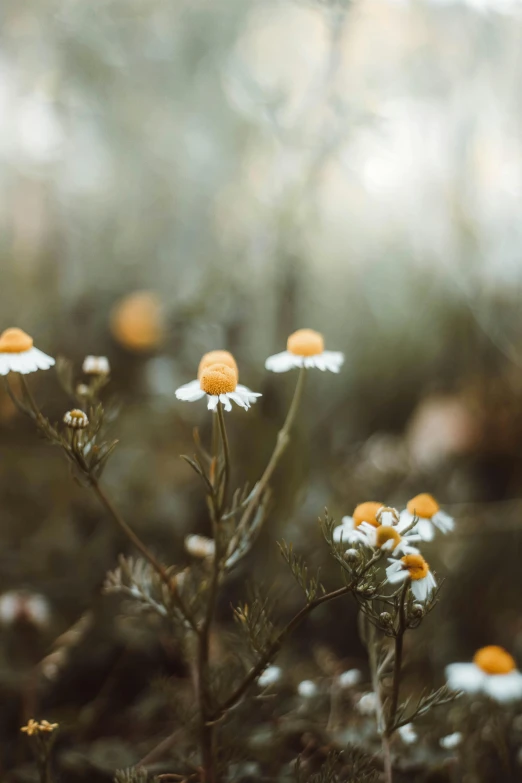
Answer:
[0,328,54,376]
[400,493,454,541]
[63,409,89,429]
[82,355,110,376]
[0,591,50,629]
[297,679,318,698]
[446,646,522,702]
[332,501,384,543]
[386,554,437,602]
[357,692,377,715]
[185,535,215,559]
[265,329,344,373]
[258,665,282,688]
[406,394,480,469]
[398,723,418,744]
[110,291,164,352]
[338,669,362,688]
[355,522,420,556]
[20,719,40,736]
[440,731,463,750]
[176,363,261,412]
[38,720,58,733]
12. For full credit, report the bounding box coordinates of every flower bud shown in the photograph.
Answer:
[344,548,360,563]
[63,409,89,429]
[379,611,393,627]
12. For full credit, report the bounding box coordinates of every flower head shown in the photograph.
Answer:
[386,554,437,602]
[21,719,40,736]
[332,501,384,543]
[83,355,110,376]
[176,355,261,412]
[258,665,282,688]
[38,720,58,732]
[110,291,164,352]
[356,522,420,556]
[265,328,344,373]
[400,493,454,541]
[0,328,55,376]
[63,409,89,429]
[398,723,418,744]
[185,534,215,559]
[198,350,238,380]
[446,646,522,702]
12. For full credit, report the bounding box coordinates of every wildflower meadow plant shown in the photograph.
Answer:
[5,324,520,783]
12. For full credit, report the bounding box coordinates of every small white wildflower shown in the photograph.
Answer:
[185,535,215,559]
[258,666,282,688]
[297,680,318,698]
[83,355,110,375]
[176,360,261,412]
[0,591,50,629]
[332,502,384,544]
[356,521,421,557]
[0,328,54,376]
[398,723,418,744]
[386,554,437,603]
[440,732,462,750]
[446,646,522,703]
[63,409,89,429]
[357,692,377,715]
[399,493,454,542]
[265,329,344,373]
[338,669,362,688]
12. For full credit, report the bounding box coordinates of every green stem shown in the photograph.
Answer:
[216,403,230,513]
[387,578,409,734]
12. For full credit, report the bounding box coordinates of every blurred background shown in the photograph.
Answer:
[2,0,522,778]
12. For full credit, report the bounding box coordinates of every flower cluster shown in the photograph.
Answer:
[21,719,58,736]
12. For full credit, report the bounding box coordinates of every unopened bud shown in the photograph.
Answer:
[344,548,360,563]
[379,611,393,627]
[411,603,424,618]
[63,409,89,429]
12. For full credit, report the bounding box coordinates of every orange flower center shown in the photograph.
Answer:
[406,493,440,519]
[0,328,33,353]
[200,364,237,396]
[376,526,401,550]
[353,501,384,528]
[401,554,429,581]
[473,646,516,675]
[198,350,238,380]
[110,291,164,352]
[287,329,324,357]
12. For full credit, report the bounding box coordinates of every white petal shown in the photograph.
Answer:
[397,511,415,532]
[265,351,301,373]
[207,395,219,411]
[321,350,344,373]
[235,384,262,404]
[219,394,232,412]
[310,354,327,371]
[175,380,205,401]
[416,518,435,542]
[433,510,454,533]
[484,671,522,702]
[386,562,408,583]
[0,355,12,375]
[411,577,429,602]
[31,347,55,370]
[445,663,485,694]
[227,391,249,410]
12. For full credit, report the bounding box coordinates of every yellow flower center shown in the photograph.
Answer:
[287,329,324,357]
[0,328,33,353]
[200,363,237,396]
[353,501,384,528]
[198,350,238,380]
[376,526,401,550]
[473,646,516,675]
[401,553,429,581]
[407,493,440,519]
[110,291,164,352]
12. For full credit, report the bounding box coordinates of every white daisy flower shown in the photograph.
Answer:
[399,493,454,541]
[297,679,318,698]
[185,534,215,559]
[0,328,55,376]
[398,723,418,744]
[258,665,282,688]
[332,501,384,544]
[355,521,421,557]
[82,355,110,375]
[338,669,362,688]
[356,692,377,715]
[446,646,522,703]
[265,328,344,373]
[175,361,261,412]
[440,732,462,750]
[386,554,437,603]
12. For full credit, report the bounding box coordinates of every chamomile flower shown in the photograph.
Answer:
[440,732,462,750]
[355,521,421,556]
[398,723,418,744]
[332,501,384,543]
[446,646,522,703]
[386,554,437,602]
[0,328,54,376]
[175,362,261,412]
[83,355,110,375]
[265,329,344,373]
[400,493,454,541]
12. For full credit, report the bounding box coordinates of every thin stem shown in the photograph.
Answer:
[209,581,351,721]
[233,367,306,541]
[387,578,409,733]
[216,403,230,512]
